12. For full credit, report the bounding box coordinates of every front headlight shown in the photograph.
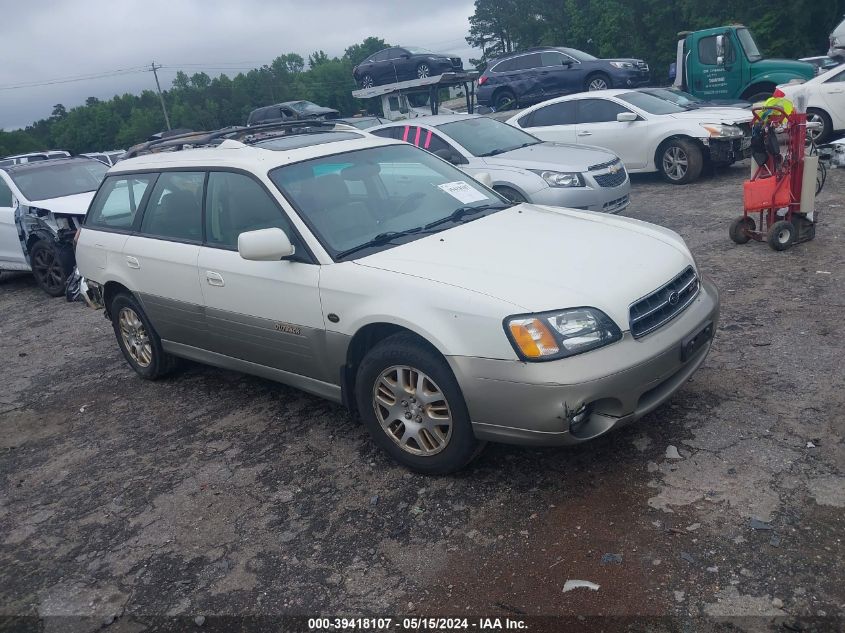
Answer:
[700,123,743,138]
[531,169,584,187]
[609,61,635,69]
[504,308,622,361]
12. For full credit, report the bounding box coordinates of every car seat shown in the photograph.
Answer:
[299,173,374,248]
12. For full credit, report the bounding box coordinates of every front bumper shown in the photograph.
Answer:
[528,177,631,214]
[448,277,719,446]
[705,136,751,164]
[614,70,650,88]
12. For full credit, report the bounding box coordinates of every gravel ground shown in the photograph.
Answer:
[1,161,843,632]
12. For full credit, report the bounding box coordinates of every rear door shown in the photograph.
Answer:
[121,171,207,347]
[197,170,328,381]
[0,173,26,268]
[575,98,648,168]
[818,68,845,129]
[539,50,584,96]
[518,100,578,144]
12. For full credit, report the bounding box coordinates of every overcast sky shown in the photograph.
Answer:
[0,0,479,131]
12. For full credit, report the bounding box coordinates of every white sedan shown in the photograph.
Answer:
[776,63,845,144]
[506,89,752,184]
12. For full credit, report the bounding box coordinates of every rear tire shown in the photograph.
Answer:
[729,216,755,244]
[494,186,527,203]
[658,138,703,184]
[416,63,431,79]
[29,239,74,297]
[110,292,177,380]
[355,333,482,474]
[493,89,517,111]
[766,220,795,251]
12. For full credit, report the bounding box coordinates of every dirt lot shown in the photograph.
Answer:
[1,162,843,632]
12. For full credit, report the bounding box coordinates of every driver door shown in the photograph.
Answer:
[0,174,27,268]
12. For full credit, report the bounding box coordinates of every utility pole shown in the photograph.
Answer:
[150,62,171,131]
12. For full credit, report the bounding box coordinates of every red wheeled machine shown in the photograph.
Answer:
[730,105,819,251]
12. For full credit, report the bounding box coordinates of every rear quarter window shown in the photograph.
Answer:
[85,174,156,231]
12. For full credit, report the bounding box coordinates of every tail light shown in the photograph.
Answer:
[478,75,487,85]
[773,88,785,98]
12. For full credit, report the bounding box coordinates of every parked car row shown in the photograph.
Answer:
[68,121,718,473]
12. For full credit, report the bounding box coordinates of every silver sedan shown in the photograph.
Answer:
[368,114,630,213]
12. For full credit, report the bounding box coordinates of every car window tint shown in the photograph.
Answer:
[826,69,845,83]
[86,174,155,230]
[140,172,205,242]
[540,51,566,67]
[394,125,453,154]
[205,171,298,250]
[577,99,630,123]
[0,177,13,206]
[515,53,542,70]
[370,127,402,140]
[698,36,718,65]
[526,100,577,127]
[492,58,517,73]
[373,50,389,62]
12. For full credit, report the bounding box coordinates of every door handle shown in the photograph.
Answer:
[577,131,593,137]
[125,256,140,269]
[206,271,225,287]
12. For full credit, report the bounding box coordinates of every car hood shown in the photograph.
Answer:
[667,108,753,124]
[753,58,815,81]
[300,106,339,117]
[356,204,693,328]
[24,191,95,216]
[482,142,619,171]
[605,57,646,64]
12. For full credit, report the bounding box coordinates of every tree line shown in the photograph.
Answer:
[2,0,844,156]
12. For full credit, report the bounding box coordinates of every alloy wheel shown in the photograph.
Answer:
[417,64,430,79]
[588,77,608,90]
[32,247,65,294]
[118,307,153,367]
[662,146,688,181]
[372,365,452,456]
[362,75,374,89]
[807,112,824,142]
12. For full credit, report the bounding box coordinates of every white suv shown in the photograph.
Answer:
[76,123,719,473]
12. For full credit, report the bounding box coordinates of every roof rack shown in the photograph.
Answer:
[123,119,358,159]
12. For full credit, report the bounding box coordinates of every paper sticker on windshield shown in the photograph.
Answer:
[437,181,487,204]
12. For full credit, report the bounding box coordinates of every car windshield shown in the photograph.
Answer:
[286,101,321,114]
[561,48,597,62]
[269,143,506,259]
[9,160,107,201]
[436,117,540,157]
[644,88,703,107]
[737,28,762,62]
[404,47,437,55]
[617,91,686,114]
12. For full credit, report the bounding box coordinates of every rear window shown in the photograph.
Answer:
[8,160,107,201]
[522,101,577,127]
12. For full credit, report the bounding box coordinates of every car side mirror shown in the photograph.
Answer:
[401,54,410,59]
[616,112,637,122]
[715,35,725,64]
[238,228,295,261]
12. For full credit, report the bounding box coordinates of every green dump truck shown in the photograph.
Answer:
[673,26,815,103]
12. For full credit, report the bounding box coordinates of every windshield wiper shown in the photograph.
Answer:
[424,203,512,229]
[479,141,538,157]
[334,227,425,260]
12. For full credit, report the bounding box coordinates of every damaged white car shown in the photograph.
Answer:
[0,157,107,296]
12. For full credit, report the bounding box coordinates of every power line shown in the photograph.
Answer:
[0,66,151,91]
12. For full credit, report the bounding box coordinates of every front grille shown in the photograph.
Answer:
[636,61,649,71]
[594,167,628,188]
[602,194,629,213]
[629,266,699,338]
[450,57,463,69]
[589,158,620,172]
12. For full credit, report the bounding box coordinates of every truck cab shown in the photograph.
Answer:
[674,26,814,103]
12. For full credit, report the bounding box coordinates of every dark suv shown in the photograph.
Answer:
[247,101,339,126]
[477,47,650,110]
[353,47,464,88]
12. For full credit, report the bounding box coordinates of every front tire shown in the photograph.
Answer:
[766,220,795,251]
[585,73,611,91]
[416,63,431,79]
[360,74,375,89]
[494,186,527,203]
[30,239,74,297]
[807,108,833,144]
[658,138,703,184]
[355,333,482,474]
[110,293,176,380]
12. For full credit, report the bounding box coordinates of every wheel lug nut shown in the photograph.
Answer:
[401,400,408,407]
[404,412,412,420]
[416,415,422,422]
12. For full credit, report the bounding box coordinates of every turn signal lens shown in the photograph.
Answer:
[773,88,785,98]
[508,319,560,358]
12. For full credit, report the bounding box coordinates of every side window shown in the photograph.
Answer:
[825,69,845,83]
[577,99,630,123]
[540,51,566,67]
[85,174,156,230]
[373,50,390,62]
[516,53,542,70]
[139,172,205,242]
[524,101,577,127]
[698,36,718,65]
[370,127,403,140]
[0,176,13,207]
[492,58,516,73]
[205,171,299,251]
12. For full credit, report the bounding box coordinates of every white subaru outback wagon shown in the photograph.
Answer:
[75,122,719,473]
